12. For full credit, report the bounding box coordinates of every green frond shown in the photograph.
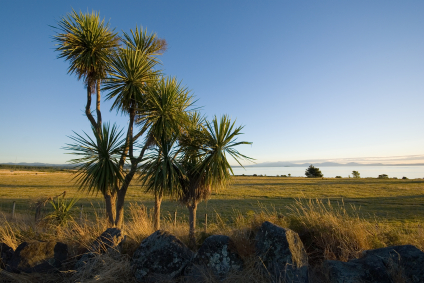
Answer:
[137,76,195,142]
[53,9,120,84]
[63,122,125,195]
[103,48,160,113]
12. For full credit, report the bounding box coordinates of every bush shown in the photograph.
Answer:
[281,175,287,177]
[378,174,389,179]
[305,165,323,178]
[352,171,360,178]
[402,176,408,179]
[335,176,342,178]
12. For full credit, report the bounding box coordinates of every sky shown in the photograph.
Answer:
[0,0,423,165]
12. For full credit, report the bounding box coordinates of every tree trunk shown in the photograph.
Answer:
[85,84,97,129]
[114,167,136,228]
[96,80,102,131]
[188,201,198,249]
[104,192,116,226]
[154,193,162,230]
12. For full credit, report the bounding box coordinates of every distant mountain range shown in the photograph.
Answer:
[244,161,424,167]
[0,162,75,168]
[2,161,424,168]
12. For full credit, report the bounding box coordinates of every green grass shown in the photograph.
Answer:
[0,170,423,226]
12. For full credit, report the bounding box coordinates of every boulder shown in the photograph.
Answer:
[185,235,244,280]
[132,230,194,283]
[255,221,308,283]
[324,245,424,283]
[89,227,125,253]
[75,228,124,271]
[0,243,14,269]
[7,241,67,273]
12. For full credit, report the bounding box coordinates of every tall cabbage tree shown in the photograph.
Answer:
[139,137,184,230]
[53,10,120,224]
[179,115,253,247]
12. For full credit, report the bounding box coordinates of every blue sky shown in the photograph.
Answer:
[0,0,423,165]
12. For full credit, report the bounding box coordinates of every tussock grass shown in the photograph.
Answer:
[0,199,423,283]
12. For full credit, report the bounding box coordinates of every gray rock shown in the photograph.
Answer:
[0,243,14,269]
[7,241,67,273]
[132,230,194,283]
[74,228,124,271]
[186,235,244,281]
[89,227,125,253]
[255,221,309,283]
[324,245,424,283]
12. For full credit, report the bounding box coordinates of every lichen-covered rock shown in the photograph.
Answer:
[185,235,244,280]
[0,243,14,269]
[89,228,125,253]
[255,221,308,283]
[7,241,68,273]
[324,245,424,283]
[131,230,194,283]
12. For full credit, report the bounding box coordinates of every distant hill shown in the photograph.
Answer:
[243,161,424,167]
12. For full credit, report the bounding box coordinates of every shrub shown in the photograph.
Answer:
[335,176,342,178]
[352,171,360,178]
[378,174,389,179]
[281,175,287,177]
[305,164,323,178]
[402,176,408,179]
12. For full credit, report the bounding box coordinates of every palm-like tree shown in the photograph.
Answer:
[179,115,253,247]
[54,10,120,225]
[64,123,125,224]
[139,137,184,230]
[104,45,193,227]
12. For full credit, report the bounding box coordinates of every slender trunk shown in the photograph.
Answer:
[154,193,162,230]
[104,192,116,227]
[188,200,198,249]
[96,80,102,131]
[85,84,97,129]
[114,166,136,228]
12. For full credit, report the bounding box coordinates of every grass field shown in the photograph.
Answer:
[1,169,423,282]
[1,169,423,225]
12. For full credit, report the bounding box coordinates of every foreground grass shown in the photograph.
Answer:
[0,199,423,283]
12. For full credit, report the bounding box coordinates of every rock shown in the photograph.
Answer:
[255,221,308,283]
[185,235,244,280]
[132,230,194,283]
[74,252,96,271]
[74,228,124,271]
[0,243,14,269]
[89,228,125,253]
[7,241,68,273]
[324,245,424,283]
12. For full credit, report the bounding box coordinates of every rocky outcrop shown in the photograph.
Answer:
[0,243,14,269]
[255,221,309,283]
[185,235,244,280]
[131,230,193,283]
[89,227,125,253]
[7,241,67,273]
[324,245,424,283]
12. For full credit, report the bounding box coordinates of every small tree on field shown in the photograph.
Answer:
[305,165,323,178]
[352,171,360,178]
